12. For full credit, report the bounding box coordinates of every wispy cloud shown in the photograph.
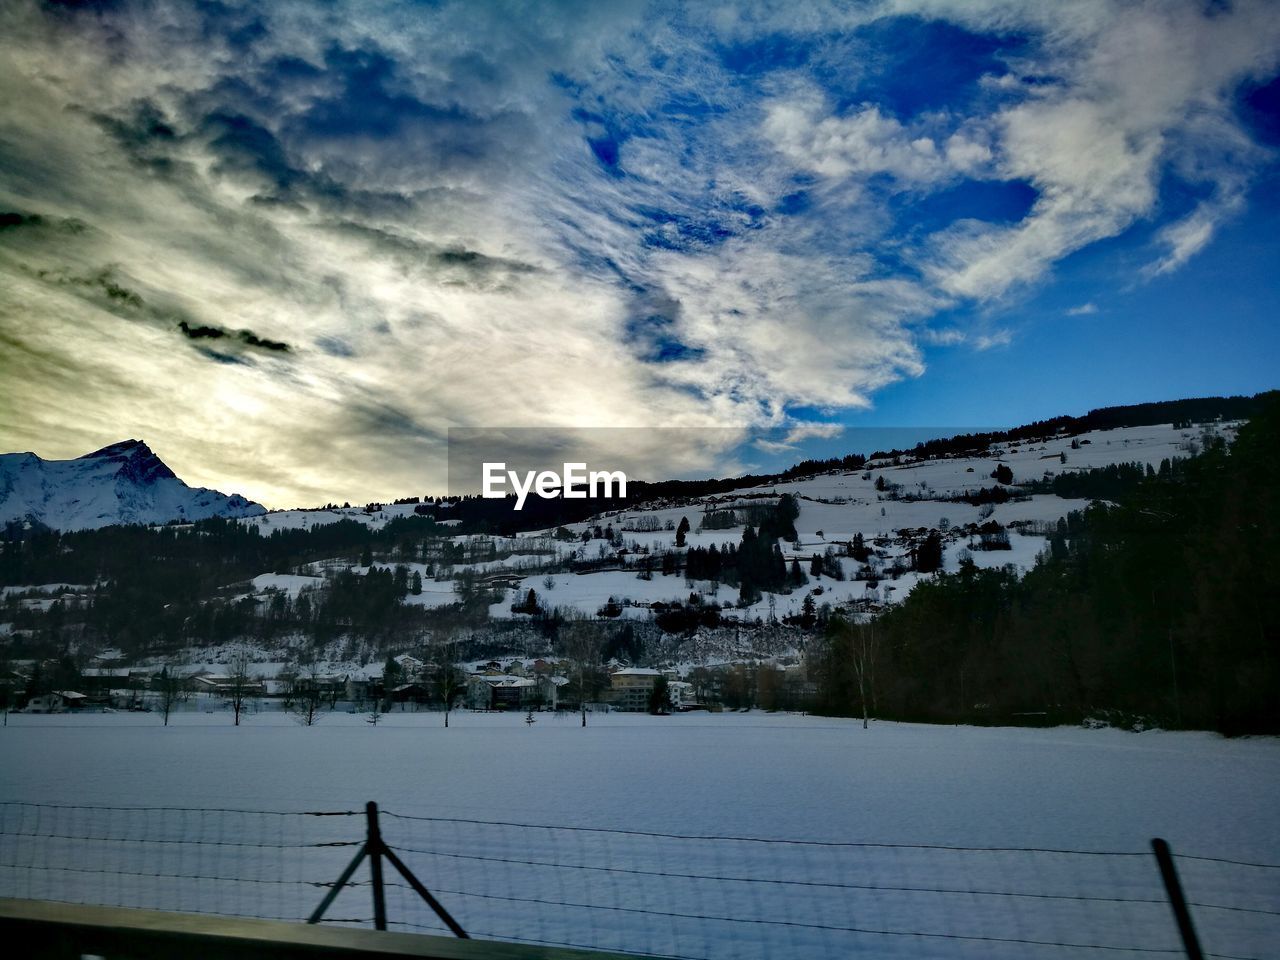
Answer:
[972,329,1014,351]
[754,420,845,454]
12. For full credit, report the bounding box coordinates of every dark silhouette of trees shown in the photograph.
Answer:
[815,402,1280,734]
[648,676,672,714]
[915,531,944,573]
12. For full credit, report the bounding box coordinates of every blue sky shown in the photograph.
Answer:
[0,1,1277,504]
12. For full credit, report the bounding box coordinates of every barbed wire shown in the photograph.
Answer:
[380,809,1155,855]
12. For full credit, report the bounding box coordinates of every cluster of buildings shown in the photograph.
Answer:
[4,650,816,715]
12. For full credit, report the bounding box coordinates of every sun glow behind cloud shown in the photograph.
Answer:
[0,0,1276,506]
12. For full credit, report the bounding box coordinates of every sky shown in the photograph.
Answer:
[1,0,1278,507]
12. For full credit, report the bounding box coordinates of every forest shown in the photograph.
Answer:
[815,399,1280,734]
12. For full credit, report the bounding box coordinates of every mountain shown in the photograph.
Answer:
[0,439,265,531]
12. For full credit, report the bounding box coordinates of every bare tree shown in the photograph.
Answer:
[433,639,466,728]
[155,665,186,726]
[228,652,253,726]
[560,617,606,727]
[849,620,880,730]
[290,664,324,727]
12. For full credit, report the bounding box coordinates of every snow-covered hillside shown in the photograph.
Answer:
[467,420,1236,621]
[231,419,1234,629]
[0,439,265,531]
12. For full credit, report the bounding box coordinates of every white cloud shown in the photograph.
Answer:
[914,0,1280,300]
[973,330,1013,351]
[755,420,845,454]
[762,93,989,184]
[922,328,967,345]
[783,422,845,444]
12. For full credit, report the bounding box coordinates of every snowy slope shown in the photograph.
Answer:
[0,439,265,531]
[480,420,1233,619]
[222,420,1235,626]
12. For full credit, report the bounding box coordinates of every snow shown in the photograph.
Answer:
[403,583,464,608]
[0,583,91,598]
[463,422,1223,620]
[249,573,323,597]
[0,440,263,531]
[493,570,728,620]
[188,421,1240,625]
[0,711,1275,959]
[246,501,428,534]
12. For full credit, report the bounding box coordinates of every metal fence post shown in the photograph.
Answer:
[309,800,465,937]
[366,802,387,932]
[1152,838,1205,960]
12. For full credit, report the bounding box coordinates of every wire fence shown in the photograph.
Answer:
[1,800,1277,959]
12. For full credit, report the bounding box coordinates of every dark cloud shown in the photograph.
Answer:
[325,221,539,289]
[314,335,354,358]
[18,262,291,358]
[202,110,306,196]
[193,0,267,53]
[30,265,145,311]
[274,43,537,189]
[83,99,187,180]
[0,211,88,234]
[177,319,290,353]
[41,0,123,13]
[624,292,706,364]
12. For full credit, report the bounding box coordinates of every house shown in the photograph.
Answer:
[25,692,66,713]
[25,690,87,713]
[345,675,383,703]
[394,654,424,675]
[667,680,694,710]
[192,674,267,697]
[79,667,121,694]
[54,690,88,709]
[609,668,663,712]
[466,674,539,710]
[538,675,569,709]
[0,669,28,706]
[294,673,346,700]
[388,682,431,704]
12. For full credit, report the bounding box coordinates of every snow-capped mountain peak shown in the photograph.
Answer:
[0,440,265,531]
[79,439,178,485]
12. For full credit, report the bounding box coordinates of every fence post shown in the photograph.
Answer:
[1152,838,1204,960]
[310,800,466,937]
[366,802,387,932]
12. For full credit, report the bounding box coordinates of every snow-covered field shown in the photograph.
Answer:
[1,712,1276,958]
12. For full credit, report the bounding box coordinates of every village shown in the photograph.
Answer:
[1,649,820,718]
